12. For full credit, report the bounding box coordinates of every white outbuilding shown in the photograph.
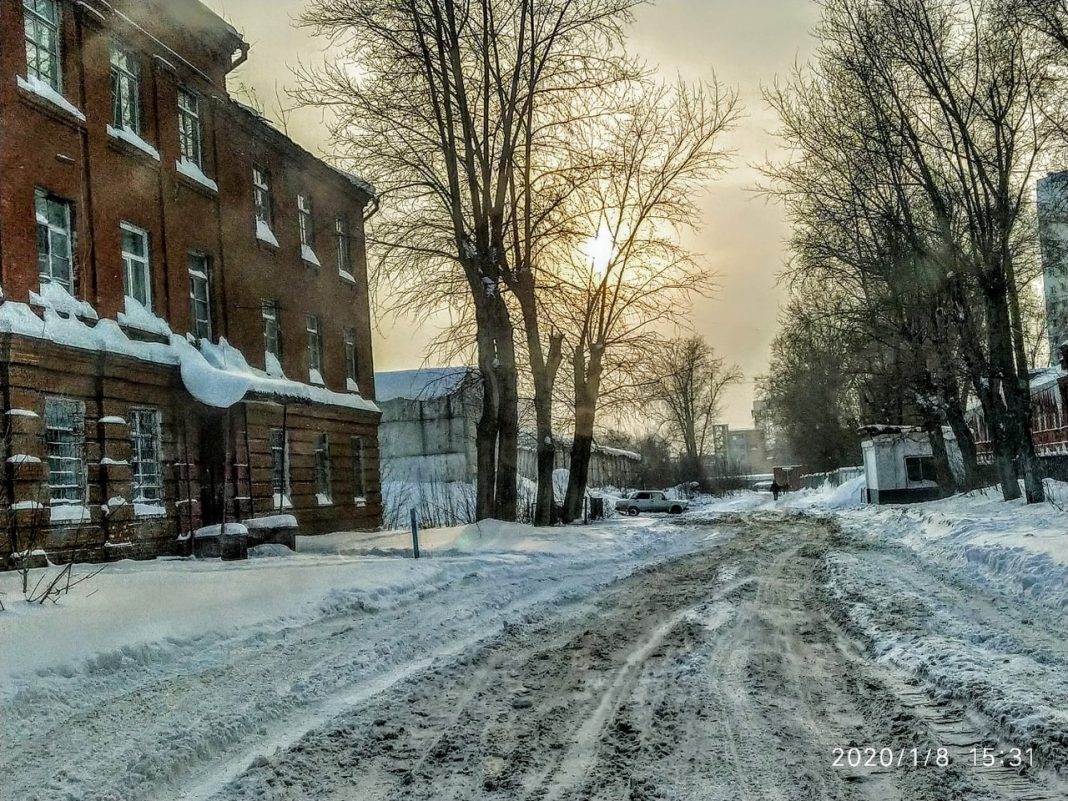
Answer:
[859,425,952,505]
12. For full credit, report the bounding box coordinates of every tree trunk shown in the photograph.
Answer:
[984,292,1025,502]
[922,413,956,496]
[532,391,557,525]
[943,394,982,491]
[563,398,596,523]
[474,306,501,521]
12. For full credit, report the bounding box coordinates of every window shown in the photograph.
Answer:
[315,434,332,504]
[45,398,85,506]
[129,409,162,506]
[110,41,141,133]
[253,166,272,225]
[177,88,202,166]
[269,429,291,509]
[24,0,61,91]
[344,328,359,389]
[121,223,151,308]
[298,195,313,248]
[336,217,352,277]
[36,190,73,291]
[306,314,323,382]
[905,456,938,484]
[263,300,281,365]
[351,436,366,501]
[188,254,212,340]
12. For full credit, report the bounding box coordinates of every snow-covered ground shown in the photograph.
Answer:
[3,481,1067,800]
[0,515,725,801]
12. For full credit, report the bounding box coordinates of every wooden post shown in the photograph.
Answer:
[410,507,420,559]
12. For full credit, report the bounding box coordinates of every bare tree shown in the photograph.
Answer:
[556,79,739,521]
[299,0,647,522]
[648,337,743,481]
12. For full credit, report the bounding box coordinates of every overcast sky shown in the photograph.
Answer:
[202,0,820,429]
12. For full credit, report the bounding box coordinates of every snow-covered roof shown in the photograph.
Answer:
[375,367,474,402]
[1031,367,1067,393]
[0,287,379,415]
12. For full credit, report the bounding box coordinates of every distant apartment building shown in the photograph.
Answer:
[0,0,381,563]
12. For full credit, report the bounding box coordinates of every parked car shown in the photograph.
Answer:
[615,491,689,516]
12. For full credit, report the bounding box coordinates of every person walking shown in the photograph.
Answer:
[770,480,781,501]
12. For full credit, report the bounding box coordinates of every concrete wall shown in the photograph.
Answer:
[1039,173,1068,361]
[378,392,477,484]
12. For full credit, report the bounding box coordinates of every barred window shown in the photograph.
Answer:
[130,409,162,505]
[351,436,366,500]
[45,398,85,506]
[188,254,212,340]
[177,88,202,166]
[315,434,332,504]
[110,41,141,133]
[24,0,61,90]
[36,189,73,291]
[270,429,291,509]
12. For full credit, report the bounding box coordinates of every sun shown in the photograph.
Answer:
[583,225,616,276]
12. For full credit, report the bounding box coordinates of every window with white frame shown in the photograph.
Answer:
[36,189,73,291]
[262,300,281,362]
[45,398,85,506]
[270,429,291,509]
[315,434,332,504]
[24,0,61,91]
[344,327,358,389]
[121,223,151,308]
[110,41,141,133]
[306,314,323,382]
[298,195,313,248]
[129,408,162,506]
[253,166,272,225]
[177,88,202,167]
[336,217,352,276]
[188,253,212,340]
[351,436,366,501]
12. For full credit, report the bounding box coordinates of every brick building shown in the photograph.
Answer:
[0,0,382,564]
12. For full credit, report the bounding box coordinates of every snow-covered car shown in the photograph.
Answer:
[615,491,688,516]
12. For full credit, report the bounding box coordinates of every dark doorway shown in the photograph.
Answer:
[199,415,227,526]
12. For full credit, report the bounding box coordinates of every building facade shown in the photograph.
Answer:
[1,0,382,564]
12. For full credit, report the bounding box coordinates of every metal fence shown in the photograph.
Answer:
[799,466,864,490]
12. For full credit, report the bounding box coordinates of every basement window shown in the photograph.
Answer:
[351,436,366,502]
[270,429,292,510]
[129,408,163,510]
[24,0,61,92]
[45,397,86,507]
[315,434,333,505]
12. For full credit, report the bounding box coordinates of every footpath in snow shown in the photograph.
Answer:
[0,515,725,801]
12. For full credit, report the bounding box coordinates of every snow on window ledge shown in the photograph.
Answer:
[7,455,42,466]
[134,503,167,518]
[30,281,99,320]
[17,74,86,122]
[50,504,92,525]
[346,377,360,393]
[117,296,172,337]
[99,416,127,425]
[309,368,325,387]
[273,493,294,511]
[256,220,280,248]
[354,497,367,507]
[107,125,161,161]
[6,409,40,419]
[301,245,322,267]
[316,493,333,507]
[265,352,285,378]
[176,157,218,193]
[339,270,356,285]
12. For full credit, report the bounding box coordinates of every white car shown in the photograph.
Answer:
[615,491,689,516]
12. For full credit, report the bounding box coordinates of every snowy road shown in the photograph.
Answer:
[3,510,1067,801]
